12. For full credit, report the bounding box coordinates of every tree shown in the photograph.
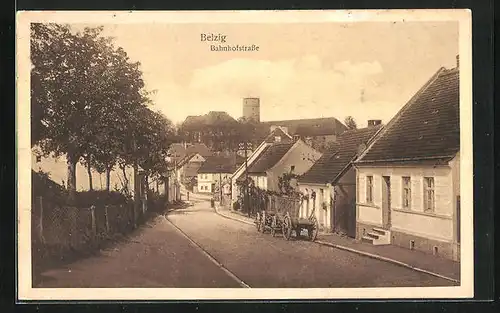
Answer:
[344,116,357,130]
[31,24,155,202]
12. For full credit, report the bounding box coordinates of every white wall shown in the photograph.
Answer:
[198,172,232,193]
[356,165,454,241]
[298,184,333,230]
[32,150,134,193]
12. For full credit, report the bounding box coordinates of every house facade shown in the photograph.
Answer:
[258,117,347,153]
[31,146,135,193]
[354,64,460,261]
[243,139,322,194]
[197,154,243,196]
[231,126,294,204]
[298,124,382,234]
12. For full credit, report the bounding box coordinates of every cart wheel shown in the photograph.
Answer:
[255,212,261,232]
[283,216,292,240]
[271,215,277,237]
[308,216,319,241]
[260,211,266,233]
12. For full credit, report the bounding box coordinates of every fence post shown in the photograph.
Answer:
[104,205,110,233]
[90,205,96,238]
[38,196,45,244]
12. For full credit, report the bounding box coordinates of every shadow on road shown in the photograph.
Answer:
[33,202,190,287]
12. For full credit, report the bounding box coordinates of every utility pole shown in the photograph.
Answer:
[244,145,249,217]
[238,141,252,216]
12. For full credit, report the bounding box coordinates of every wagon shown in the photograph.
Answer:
[255,210,275,234]
[255,195,319,241]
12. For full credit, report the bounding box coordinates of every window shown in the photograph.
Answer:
[366,175,373,203]
[291,165,295,172]
[402,177,411,209]
[274,136,282,142]
[36,155,42,163]
[423,177,435,212]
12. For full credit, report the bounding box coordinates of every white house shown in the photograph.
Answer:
[231,126,293,204]
[298,123,382,235]
[197,154,243,196]
[354,63,460,261]
[31,146,135,193]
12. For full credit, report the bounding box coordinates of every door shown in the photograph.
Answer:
[382,176,391,229]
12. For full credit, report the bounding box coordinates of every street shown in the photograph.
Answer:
[37,195,456,288]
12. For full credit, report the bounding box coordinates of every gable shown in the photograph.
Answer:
[357,67,459,164]
[270,140,322,175]
[190,154,206,162]
[300,125,382,184]
[247,142,295,174]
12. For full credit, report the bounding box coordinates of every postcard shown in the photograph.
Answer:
[16,9,473,300]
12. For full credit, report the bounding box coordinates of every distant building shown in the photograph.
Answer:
[354,64,460,261]
[31,146,135,193]
[179,98,348,153]
[258,117,347,152]
[242,97,260,122]
[180,111,240,151]
[176,150,210,188]
[197,153,244,203]
[232,133,322,205]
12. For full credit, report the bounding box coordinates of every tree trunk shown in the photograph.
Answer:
[106,166,111,192]
[67,154,77,205]
[120,164,129,194]
[87,159,93,191]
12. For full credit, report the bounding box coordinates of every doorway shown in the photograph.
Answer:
[382,176,391,229]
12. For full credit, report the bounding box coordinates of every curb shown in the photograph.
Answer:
[214,206,460,284]
[314,240,460,284]
[214,206,255,226]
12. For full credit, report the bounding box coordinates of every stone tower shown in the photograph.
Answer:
[242,97,260,122]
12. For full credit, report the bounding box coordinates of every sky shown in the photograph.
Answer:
[73,21,458,127]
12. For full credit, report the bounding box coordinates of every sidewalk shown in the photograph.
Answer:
[214,205,460,283]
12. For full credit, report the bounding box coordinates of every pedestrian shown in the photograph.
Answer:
[187,191,190,201]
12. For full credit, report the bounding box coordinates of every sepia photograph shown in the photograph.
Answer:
[16,10,473,300]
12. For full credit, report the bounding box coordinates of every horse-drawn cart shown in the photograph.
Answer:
[254,195,319,241]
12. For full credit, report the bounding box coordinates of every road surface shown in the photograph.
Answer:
[37,195,456,288]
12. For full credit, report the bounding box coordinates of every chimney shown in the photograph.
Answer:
[368,120,382,127]
[456,54,460,68]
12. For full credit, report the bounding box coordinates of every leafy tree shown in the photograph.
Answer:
[31,24,161,202]
[344,116,357,130]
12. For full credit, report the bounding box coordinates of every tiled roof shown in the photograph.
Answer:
[182,112,238,130]
[185,143,212,157]
[168,143,187,161]
[299,125,382,184]
[260,117,347,137]
[177,153,195,167]
[247,142,295,174]
[198,154,243,174]
[263,127,293,143]
[358,67,459,164]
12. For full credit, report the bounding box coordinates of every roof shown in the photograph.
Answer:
[357,67,459,164]
[185,143,212,157]
[300,125,382,184]
[198,154,244,174]
[168,143,187,160]
[246,142,295,174]
[182,112,238,130]
[260,117,347,137]
[263,127,293,143]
